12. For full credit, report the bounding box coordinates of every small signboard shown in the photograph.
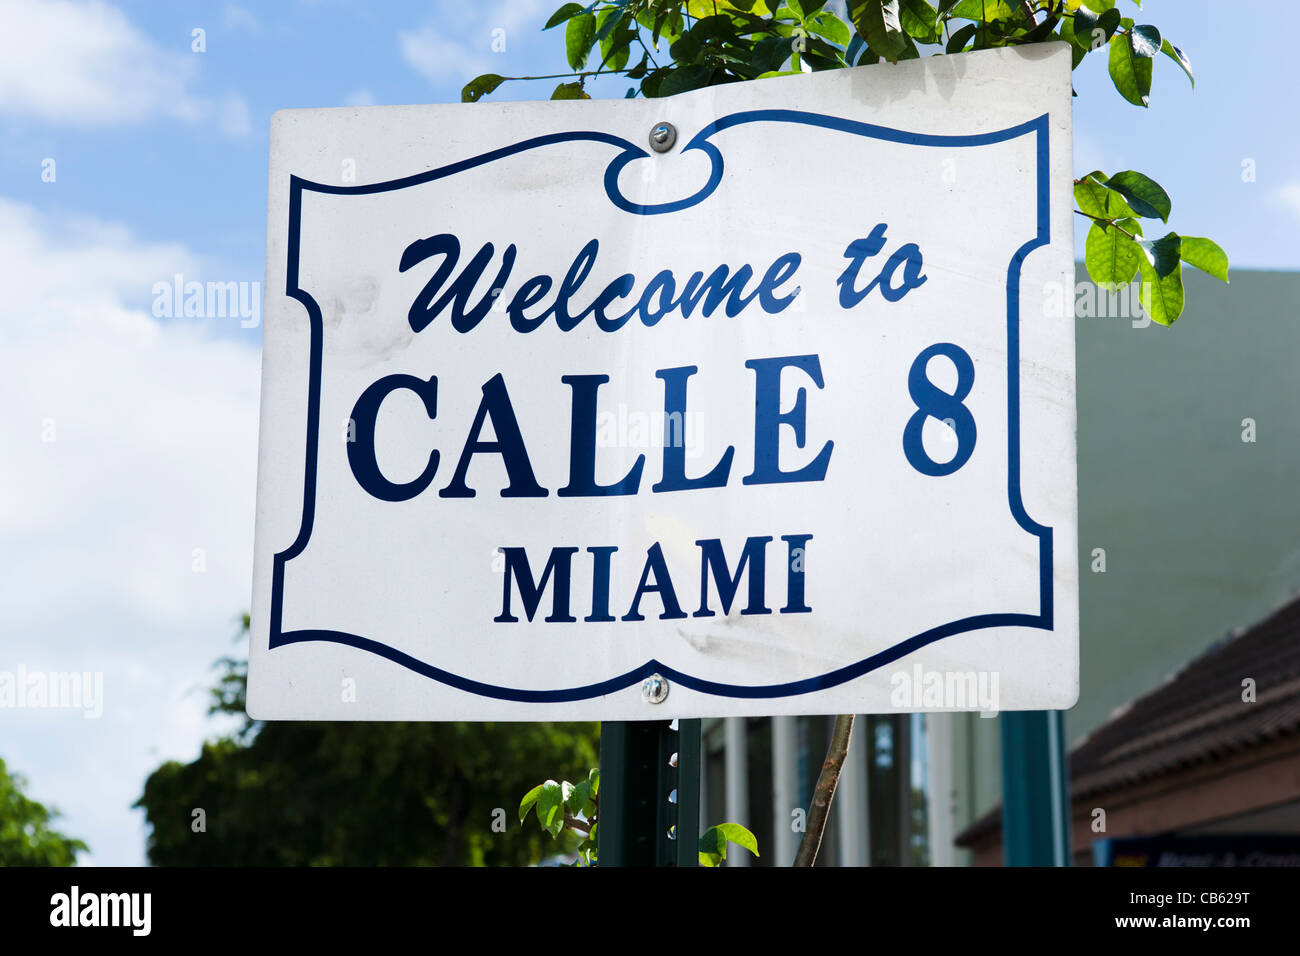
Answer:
[249,44,1078,720]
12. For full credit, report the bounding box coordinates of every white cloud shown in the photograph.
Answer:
[1275,181,1300,225]
[399,23,492,86]
[342,87,376,107]
[0,0,249,136]
[485,0,552,36]
[0,196,260,864]
[223,4,261,33]
[398,1,563,90]
[0,0,201,124]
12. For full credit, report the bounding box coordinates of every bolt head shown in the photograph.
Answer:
[641,673,669,704]
[648,122,676,152]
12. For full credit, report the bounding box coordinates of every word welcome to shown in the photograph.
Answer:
[399,222,926,334]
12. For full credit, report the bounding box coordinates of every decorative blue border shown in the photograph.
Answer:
[268,109,1054,702]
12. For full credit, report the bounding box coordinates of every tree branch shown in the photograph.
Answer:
[793,713,855,867]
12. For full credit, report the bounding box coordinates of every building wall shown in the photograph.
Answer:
[953,267,1300,850]
[1073,268,1300,740]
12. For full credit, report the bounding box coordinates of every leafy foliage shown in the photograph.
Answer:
[136,618,598,866]
[464,0,1228,324]
[0,757,86,865]
[519,766,758,866]
[697,821,759,866]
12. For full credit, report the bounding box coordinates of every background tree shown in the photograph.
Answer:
[0,757,86,865]
[465,0,1229,864]
[136,618,597,866]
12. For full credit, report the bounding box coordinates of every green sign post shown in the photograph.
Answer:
[1001,711,1071,866]
[598,720,701,867]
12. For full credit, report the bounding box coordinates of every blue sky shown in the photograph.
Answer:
[0,0,1295,866]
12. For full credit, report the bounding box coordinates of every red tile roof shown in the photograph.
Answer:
[956,593,1300,845]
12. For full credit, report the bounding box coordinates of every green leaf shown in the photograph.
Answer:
[1068,5,1098,47]
[1063,7,1108,58]
[550,81,588,100]
[850,0,909,63]
[565,12,597,70]
[669,24,703,62]
[545,3,586,30]
[807,12,852,47]
[587,768,599,797]
[519,783,545,822]
[948,0,1016,20]
[640,67,671,97]
[1136,245,1184,326]
[698,822,760,866]
[1105,170,1171,222]
[945,22,976,53]
[716,822,759,856]
[566,779,590,815]
[1178,236,1229,282]
[1096,6,1121,40]
[898,0,940,43]
[1107,32,1151,106]
[657,64,714,97]
[1074,171,1135,220]
[536,780,566,837]
[1084,220,1142,288]
[698,829,725,866]
[1160,38,1193,87]
[599,19,632,72]
[1139,232,1181,277]
[1129,24,1160,59]
[751,34,793,73]
[461,73,506,104]
[595,8,624,44]
[1016,10,1061,44]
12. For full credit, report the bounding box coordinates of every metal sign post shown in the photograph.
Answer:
[1000,710,1070,866]
[598,719,700,867]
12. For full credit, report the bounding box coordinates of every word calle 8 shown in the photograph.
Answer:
[346,224,927,502]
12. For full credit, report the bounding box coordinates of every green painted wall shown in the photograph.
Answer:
[955,268,1300,834]
[1072,267,1300,742]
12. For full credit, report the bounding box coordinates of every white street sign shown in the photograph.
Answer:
[248,44,1078,721]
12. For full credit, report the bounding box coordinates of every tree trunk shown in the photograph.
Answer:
[793,713,854,867]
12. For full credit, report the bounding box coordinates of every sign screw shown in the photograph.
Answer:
[641,673,669,703]
[649,122,676,152]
